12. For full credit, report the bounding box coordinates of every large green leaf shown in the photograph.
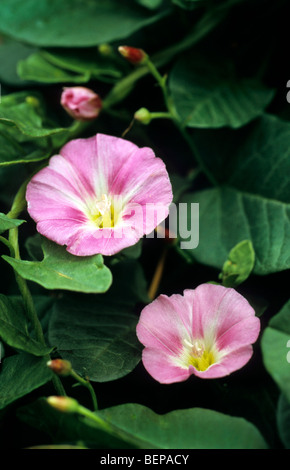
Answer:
[0,353,52,410]
[48,297,142,382]
[0,0,169,47]
[169,55,275,128]
[48,260,147,382]
[277,394,290,449]
[0,37,36,86]
[96,403,268,449]
[18,399,267,449]
[261,300,290,402]
[193,114,290,203]
[3,239,112,293]
[0,295,51,356]
[180,186,290,275]
[0,130,51,166]
[0,92,67,138]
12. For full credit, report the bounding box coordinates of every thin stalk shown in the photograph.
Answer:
[148,246,168,301]
[70,369,98,411]
[5,183,66,396]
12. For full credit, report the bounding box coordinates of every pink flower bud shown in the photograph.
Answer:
[118,46,147,64]
[61,86,102,121]
[47,396,79,413]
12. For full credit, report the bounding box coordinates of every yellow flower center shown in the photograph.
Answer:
[183,339,216,372]
[88,194,121,228]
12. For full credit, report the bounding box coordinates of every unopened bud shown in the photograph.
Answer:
[47,359,72,376]
[98,44,113,56]
[25,96,40,108]
[118,46,147,64]
[134,107,152,125]
[47,396,79,413]
[61,86,102,121]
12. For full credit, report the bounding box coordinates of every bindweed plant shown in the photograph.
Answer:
[0,0,289,451]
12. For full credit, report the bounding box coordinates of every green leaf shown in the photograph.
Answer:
[277,394,290,449]
[48,260,147,382]
[0,0,170,47]
[0,36,36,86]
[170,55,275,128]
[0,92,67,138]
[261,300,290,402]
[0,133,51,166]
[17,398,131,448]
[97,404,268,449]
[3,239,112,294]
[0,295,51,356]
[136,0,164,8]
[180,187,290,275]
[219,240,255,287]
[18,400,267,449]
[0,213,25,233]
[48,296,142,382]
[0,353,53,410]
[171,0,206,9]
[17,52,90,84]
[38,49,125,83]
[193,114,290,203]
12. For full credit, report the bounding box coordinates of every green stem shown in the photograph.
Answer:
[103,7,225,110]
[76,404,142,448]
[145,55,217,186]
[70,370,98,411]
[149,111,172,120]
[5,183,66,396]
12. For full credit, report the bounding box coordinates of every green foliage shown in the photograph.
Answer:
[180,187,290,275]
[48,260,148,382]
[0,0,170,47]
[0,213,25,233]
[18,399,267,449]
[0,0,288,451]
[219,240,255,287]
[0,295,51,356]
[261,300,290,402]
[3,239,112,293]
[170,55,274,128]
[0,354,52,410]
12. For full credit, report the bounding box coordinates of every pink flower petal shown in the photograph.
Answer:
[136,284,261,384]
[26,133,173,256]
[142,348,191,384]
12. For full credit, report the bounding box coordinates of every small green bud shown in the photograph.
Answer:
[98,44,113,56]
[134,107,152,125]
[25,96,40,108]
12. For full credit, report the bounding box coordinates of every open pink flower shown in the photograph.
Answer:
[61,87,102,120]
[136,283,260,384]
[26,133,172,256]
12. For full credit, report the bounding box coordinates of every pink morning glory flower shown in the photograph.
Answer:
[136,283,260,383]
[26,133,173,256]
[61,87,102,121]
